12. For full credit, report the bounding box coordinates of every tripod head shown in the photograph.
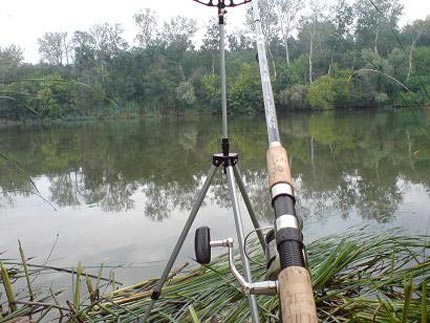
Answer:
[193,0,251,23]
[193,0,251,8]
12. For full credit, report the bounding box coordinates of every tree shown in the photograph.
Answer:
[0,45,24,66]
[88,23,128,82]
[275,0,303,65]
[328,0,354,73]
[201,18,219,53]
[307,75,336,109]
[38,32,71,65]
[227,30,253,53]
[89,23,128,62]
[0,45,24,84]
[402,17,430,83]
[297,0,330,83]
[354,0,403,55]
[158,16,197,50]
[72,31,96,75]
[297,5,333,84]
[157,16,197,81]
[200,18,219,74]
[134,8,158,48]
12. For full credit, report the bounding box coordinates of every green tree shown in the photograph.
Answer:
[307,75,336,109]
[0,45,24,85]
[38,32,72,65]
[401,17,430,83]
[134,8,158,48]
[200,18,220,75]
[280,84,309,109]
[228,62,262,113]
[275,0,303,65]
[328,0,354,73]
[35,73,75,118]
[72,31,96,76]
[354,0,403,55]
[89,23,128,62]
[158,16,197,50]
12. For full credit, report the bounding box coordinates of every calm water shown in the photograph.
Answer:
[1,110,430,287]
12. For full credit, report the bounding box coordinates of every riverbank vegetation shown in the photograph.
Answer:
[1,0,430,121]
[1,228,429,321]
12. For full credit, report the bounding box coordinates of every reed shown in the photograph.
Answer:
[1,228,429,322]
[82,227,430,322]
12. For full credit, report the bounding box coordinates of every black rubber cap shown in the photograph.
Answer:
[195,226,211,264]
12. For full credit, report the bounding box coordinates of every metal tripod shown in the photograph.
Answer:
[142,5,264,323]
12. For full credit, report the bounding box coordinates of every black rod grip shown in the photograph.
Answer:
[278,240,305,268]
[273,195,306,269]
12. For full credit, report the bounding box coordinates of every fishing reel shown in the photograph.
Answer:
[194,226,278,295]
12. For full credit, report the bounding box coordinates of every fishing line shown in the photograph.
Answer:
[243,226,273,266]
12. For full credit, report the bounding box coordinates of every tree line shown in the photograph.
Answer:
[0,0,430,120]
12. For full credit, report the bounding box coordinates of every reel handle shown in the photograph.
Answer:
[195,226,211,264]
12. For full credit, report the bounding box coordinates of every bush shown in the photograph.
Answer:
[279,84,309,109]
[307,75,336,110]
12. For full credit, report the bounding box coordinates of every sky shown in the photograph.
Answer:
[0,0,429,63]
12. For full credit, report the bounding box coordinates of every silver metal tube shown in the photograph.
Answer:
[225,165,260,323]
[228,243,278,296]
[142,165,218,322]
[251,0,280,145]
[233,165,265,250]
[220,21,228,139]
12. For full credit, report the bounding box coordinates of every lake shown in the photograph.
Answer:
[1,110,430,288]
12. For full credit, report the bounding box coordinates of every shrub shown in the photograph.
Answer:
[307,75,336,110]
[279,84,309,109]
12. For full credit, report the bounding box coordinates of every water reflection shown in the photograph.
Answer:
[1,111,429,224]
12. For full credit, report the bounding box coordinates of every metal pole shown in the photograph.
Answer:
[142,165,219,322]
[225,165,260,323]
[232,165,265,250]
[220,11,228,139]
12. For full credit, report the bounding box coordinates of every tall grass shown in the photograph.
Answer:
[1,228,429,322]
[83,227,430,322]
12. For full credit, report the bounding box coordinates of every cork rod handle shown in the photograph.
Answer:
[267,145,318,323]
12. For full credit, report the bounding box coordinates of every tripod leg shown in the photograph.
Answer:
[233,165,266,250]
[142,164,218,322]
[225,165,260,323]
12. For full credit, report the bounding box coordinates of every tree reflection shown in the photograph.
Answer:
[50,172,83,207]
[0,111,429,224]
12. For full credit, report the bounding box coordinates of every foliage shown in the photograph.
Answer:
[176,81,196,107]
[279,83,309,109]
[1,1,430,120]
[38,31,71,65]
[307,75,336,110]
[228,62,263,113]
[134,8,158,48]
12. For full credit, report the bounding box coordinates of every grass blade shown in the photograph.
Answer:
[0,262,17,313]
[18,240,34,302]
[189,304,200,323]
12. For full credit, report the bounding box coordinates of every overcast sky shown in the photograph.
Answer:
[0,0,429,63]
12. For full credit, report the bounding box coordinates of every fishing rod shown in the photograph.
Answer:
[250,0,318,319]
